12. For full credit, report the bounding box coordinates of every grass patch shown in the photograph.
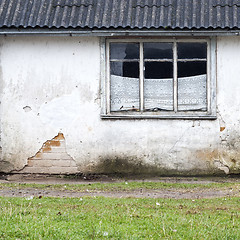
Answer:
[0,196,239,239]
[0,181,239,192]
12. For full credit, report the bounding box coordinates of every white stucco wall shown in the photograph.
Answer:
[0,35,239,175]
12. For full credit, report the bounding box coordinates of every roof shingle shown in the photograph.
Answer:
[0,0,240,29]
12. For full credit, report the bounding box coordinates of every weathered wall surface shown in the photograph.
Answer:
[0,35,239,175]
[0,36,101,174]
[215,36,240,174]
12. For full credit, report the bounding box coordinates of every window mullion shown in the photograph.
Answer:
[140,42,144,112]
[207,40,211,113]
[173,41,178,112]
[106,41,111,114]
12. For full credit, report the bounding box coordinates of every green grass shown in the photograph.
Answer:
[0,196,240,239]
[0,181,239,192]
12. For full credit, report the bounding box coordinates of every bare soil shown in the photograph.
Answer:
[0,174,240,199]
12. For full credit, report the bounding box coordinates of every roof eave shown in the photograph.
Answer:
[0,28,240,37]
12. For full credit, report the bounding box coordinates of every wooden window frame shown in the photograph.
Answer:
[100,38,217,119]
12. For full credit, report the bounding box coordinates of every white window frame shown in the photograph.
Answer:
[100,38,216,119]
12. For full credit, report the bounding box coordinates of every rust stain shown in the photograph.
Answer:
[195,149,219,161]
[220,127,226,132]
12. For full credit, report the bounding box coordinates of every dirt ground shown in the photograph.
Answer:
[0,174,240,199]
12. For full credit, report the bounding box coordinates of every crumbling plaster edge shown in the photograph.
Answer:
[11,131,78,174]
[214,106,231,175]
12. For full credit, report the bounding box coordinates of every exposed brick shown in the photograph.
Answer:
[46,147,66,153]
[33,152,72,160]
[21,133,78,174]
[27,160,73,168]
[44,140,61,148]
[31,152,42,160]
[54,133,65,140]
[21,166,78,174]
[70,161,78,167]
[20,167,48,174]
[48,167,78,174]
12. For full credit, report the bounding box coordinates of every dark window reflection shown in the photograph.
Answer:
[110,62,139,78]
[144,43,173,59]
[110,43,139,59]
[145,62,173,79]
[178,43,207,59]
[178,62,207,78]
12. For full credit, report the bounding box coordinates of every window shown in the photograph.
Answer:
[101,39,216,119]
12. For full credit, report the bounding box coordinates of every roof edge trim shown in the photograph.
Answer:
[0,29,240,37]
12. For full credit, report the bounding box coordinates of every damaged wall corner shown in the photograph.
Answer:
[214,158,230,174]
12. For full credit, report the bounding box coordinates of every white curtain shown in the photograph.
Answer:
[144,78,173,111]
[111,75,139,111]
[110,74,207,112]
[178,74,207,111]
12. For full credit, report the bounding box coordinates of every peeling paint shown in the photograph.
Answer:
[23,106,32,112]
[220,127,225,132]
[214,159,230,174]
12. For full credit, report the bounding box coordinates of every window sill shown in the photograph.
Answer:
[101,113,217,120]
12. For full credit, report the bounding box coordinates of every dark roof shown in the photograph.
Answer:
[0,0,240,30]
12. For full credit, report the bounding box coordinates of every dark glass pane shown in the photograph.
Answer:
[178,61,207,78]
[144,43,173,59]
[110,43,139,60]
[145,62,173,79]
[110,61,139,78]
[178,43,207,59]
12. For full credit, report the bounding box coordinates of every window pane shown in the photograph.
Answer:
[178,60,207,111]
[110,75,139,112]
[144,62,173,111]
[110,61,139,78]
[178,43,207,59]
[178,74,207,111]
[144,43,173,59]
[145,62,173,79]
[110,43,139,60]
[178,61,207,78]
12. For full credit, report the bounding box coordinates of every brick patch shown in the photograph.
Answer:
[20,133,78,174]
